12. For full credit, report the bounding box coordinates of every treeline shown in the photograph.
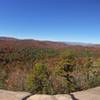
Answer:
[0,47,100,94]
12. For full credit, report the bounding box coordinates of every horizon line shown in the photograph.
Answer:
[0,35,100,45]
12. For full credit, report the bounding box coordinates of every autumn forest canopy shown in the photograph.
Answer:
[0,38,100,94]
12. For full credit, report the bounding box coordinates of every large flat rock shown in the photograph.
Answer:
[0,90,31,100]
[71,87,100,100]
[0,87,100,100]
[27,87,100,100]
[27,94,72,100]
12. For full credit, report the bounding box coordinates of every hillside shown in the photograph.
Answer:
[0,37,100,95]
[0,37,69,49]
[0,37,100,49]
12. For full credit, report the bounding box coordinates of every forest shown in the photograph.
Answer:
[0,39,100,94]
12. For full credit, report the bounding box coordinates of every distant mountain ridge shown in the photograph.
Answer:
[0,37,18,40]
[0,36,100,47]
[64,42,97,46]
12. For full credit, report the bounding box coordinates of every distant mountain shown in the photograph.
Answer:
[0,37,68,49]
[64,42,96,46]
[0,37,18,41]
[0,36,100,48]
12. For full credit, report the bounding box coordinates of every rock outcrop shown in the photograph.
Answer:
[0,87,100,100]
[0,90,30,100]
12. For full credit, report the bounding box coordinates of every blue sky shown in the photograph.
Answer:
[0,0,100,43]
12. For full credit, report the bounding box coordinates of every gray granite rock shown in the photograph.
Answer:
[0,87,100,100]
[0,90,31,100]
[27,87,100,100]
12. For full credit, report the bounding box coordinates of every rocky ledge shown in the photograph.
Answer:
[0,87,100,100]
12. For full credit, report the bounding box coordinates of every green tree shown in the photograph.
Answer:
[26,63,53,94]
[54,51,76,93]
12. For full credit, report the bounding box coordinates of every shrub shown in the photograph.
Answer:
[26,63,54,94]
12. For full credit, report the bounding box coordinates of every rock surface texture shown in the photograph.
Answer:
[0,90,31,100]
[0,87,100,100]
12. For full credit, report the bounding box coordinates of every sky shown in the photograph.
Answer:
[0,0,100,43]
